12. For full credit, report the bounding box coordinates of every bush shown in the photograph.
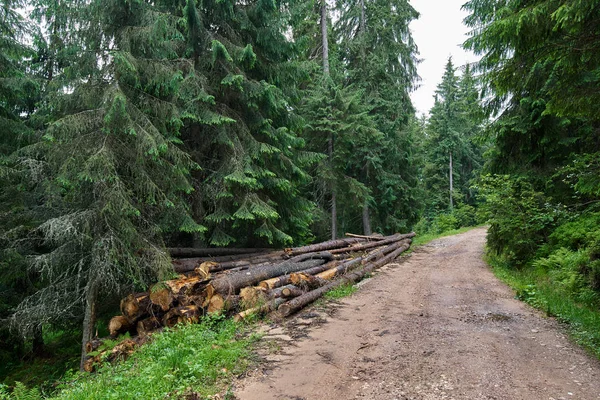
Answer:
[476,174,565,266]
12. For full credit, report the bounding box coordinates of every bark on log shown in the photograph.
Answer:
[120,293,152,323]
[290,273,327,289]
[278,241,411,317]
[270,284,302,298]
[208,253,333,295]
[173,252,286,273]
[108,315,134,337]
[345,233,384,240]
[329,232,415,255]
[233,298,286,323]
[281,286,305,298]
[258,260,340,289]
[168,247,272,258]
[286,238,366,256]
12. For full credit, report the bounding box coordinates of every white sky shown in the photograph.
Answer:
[409,0,478,116]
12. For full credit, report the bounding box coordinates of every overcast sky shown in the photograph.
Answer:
[409,0,478,116]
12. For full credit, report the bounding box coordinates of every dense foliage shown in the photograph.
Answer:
[464,0,600,318]
[1,0,430,386]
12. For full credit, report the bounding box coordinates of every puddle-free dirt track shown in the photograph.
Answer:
[234,228,600,400]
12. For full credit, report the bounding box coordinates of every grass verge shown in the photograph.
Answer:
[2,315,260,399]
[488,254,600,359]
[412,226,479,247]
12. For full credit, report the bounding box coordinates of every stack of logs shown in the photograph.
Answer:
[84,232,415,371]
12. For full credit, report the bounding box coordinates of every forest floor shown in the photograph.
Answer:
[232,227,600,400]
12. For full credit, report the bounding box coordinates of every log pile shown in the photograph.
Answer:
[83,232,415,372]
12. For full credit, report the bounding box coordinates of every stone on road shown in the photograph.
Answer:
[235,228,600,400]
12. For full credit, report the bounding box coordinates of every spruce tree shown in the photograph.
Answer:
[11,0,206,368]
[335,0,422,233]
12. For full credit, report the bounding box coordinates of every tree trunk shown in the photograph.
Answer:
[321,1,330,77]
[80,281,99,371]
[362,203,372,236]
[329,137,337,240]
[449,151,454,210]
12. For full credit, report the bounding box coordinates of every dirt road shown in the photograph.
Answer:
[234,228,600,400]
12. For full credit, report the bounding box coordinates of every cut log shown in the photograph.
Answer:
[162,305,200,328]
[281,286,304,298]
[168,247,273,258]
[208,253,333,295]
[120,293,152,323]
[278,240,411,317]
[149,284,174,312]
[173,252,286,273]
[106,339,138,363]
[345,233,384,240]
[240,286,268,309]
[136,316,162,336]
[286,238,365,256]
[165,275,205,296]
[270,284,303,298]
[108,315,134,337]
[329,232,415,255]
[290,273,327,289]
[207,294,225,314]
[258,260,340,289]
[233,298,286,323]
[177,294,205,308]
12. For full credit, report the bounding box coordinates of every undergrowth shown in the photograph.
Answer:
[2,315,259,399]
[488,254,600,359]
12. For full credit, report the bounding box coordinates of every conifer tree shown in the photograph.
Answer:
[11,0,206,368]
[335,0,422,233]
[182,0,319,247]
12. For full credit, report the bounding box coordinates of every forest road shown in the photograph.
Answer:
[233,227,600,400]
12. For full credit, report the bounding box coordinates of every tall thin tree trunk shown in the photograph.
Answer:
[321,2,330,76]
[80,280,99,371]
[329,137,337,240]
[449,151,454,210]
[359,0,367,61]
[362,203,372,235]
[362,163,372,235]
[321,1,337,240]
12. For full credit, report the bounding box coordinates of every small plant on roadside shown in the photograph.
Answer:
[324,283,357,300]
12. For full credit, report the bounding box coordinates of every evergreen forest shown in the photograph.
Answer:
[1,0,600,396]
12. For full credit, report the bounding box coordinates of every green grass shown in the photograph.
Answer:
[3,315,260,400]
[412,226,479,247]
[488,254,600,359]
[324,283,357,300]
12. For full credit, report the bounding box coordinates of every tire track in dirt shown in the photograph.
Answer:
[234,228,600,400]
